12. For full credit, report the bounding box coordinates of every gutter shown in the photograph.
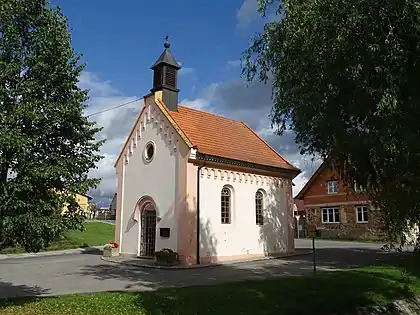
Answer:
[196,163,205,265]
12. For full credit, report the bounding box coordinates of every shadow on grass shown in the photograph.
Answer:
[1,263,418,315]
[0,252,420,314]
[0,281,49,309]
[131,265,419,315]
[70,248,420,314]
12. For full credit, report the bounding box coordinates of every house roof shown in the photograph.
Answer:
[162,102,300,172]
[115,94,300,174]
[109,193,117,210]
[295,157,330,199]
[78,193,93,201]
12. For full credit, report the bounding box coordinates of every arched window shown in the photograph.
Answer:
[255,190,264,226]
[221,186,231,224]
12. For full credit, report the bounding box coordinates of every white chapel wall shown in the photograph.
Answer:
[198,166,290,259]
[120,98,186,255]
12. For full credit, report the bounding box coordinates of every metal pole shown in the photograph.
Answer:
[312,237,316,275]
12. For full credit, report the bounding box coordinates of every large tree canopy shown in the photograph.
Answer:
[243,0,420,244]
[0,0,103,251]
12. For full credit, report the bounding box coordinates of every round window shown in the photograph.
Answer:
[144,142,155,162]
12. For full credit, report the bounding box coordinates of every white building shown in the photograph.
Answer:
[114,38,301,265]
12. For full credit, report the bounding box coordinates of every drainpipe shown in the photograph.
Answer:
[196,162,205,265]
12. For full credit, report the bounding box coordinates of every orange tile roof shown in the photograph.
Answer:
[167,104,299,171]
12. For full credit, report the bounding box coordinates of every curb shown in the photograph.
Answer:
[0,246,104,260]
[101,256,222,269]
[101,250,312,270]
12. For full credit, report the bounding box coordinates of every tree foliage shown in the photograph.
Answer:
[0,0,103,252]
[243,0,420,244]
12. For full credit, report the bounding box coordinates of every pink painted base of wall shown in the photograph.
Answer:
[179,251,296,266]
[178,254,197,266]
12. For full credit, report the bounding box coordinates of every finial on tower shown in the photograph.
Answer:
[164,36,170,49]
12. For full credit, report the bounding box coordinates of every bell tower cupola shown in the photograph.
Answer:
[150,36,181,111]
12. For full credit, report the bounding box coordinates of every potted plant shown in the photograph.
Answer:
[154,248,179,266]
[103,241,119,257]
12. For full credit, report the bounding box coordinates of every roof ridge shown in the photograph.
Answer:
[178,105,242,123]
[240,121,300,171]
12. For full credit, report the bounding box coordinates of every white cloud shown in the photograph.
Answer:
[236,0,260,28]
[288,155,323,196]
[178,61,195,76]
[179,67,195,76]
[227,60,241,68]
[79,71,141,206]
[180,98,213,112]
[236,0,283,30]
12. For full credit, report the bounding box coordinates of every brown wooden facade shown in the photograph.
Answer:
[296,159,384,239]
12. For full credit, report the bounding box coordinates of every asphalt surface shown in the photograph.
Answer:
[0,239,402,299]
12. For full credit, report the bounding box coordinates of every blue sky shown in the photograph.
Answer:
[54,0,260,100]
[51,0,320,206]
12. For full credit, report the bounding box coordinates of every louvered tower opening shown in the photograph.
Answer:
[165,67,177,88]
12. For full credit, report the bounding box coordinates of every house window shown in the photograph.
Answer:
[327,181,338,194]
[356,205,368,223]
[221,186,231,224]
[322,207,340,223]
[255,190,264,226]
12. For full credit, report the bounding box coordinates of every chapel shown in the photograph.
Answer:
[114,38,301,265]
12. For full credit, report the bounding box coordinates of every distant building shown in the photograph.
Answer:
[62,193,92,215]
[293,199,305,217]
[295,157,383,240]
[94,207,111,220]
[293,199,306,238]
[109,193,117,220]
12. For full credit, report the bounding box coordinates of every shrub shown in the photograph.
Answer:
[155,248,179,265]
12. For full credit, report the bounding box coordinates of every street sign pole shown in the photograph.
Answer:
[307,224,317,276]
[312,237,316,275]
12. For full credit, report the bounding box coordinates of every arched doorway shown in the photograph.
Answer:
[139,201,157,257]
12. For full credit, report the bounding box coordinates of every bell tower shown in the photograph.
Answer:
[150,36,181,111]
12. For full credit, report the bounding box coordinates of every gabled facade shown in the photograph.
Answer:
[61,192,92,215]
[296,158,383,239]
[76,193,92,213]
[114,39,301,265]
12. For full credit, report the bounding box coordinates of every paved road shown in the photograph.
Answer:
[0,239,401,299]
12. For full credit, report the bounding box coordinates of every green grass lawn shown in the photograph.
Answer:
[0,222,115,254]
[1,260,420,315]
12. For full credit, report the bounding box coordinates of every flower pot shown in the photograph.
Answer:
[103,247,119,257]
